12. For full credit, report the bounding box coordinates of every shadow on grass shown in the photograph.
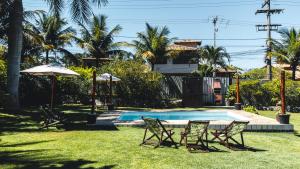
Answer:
[0,140,55,148]
[0,149,117,169]
[187,146,229,153]
[63,123,118,131]
[227,144,267,152]
[207,140,267,152]
[0,107,119,133]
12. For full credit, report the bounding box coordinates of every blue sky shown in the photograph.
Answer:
[23,0,300,70]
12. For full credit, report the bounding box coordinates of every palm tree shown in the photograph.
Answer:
[76,15,127,67]
[25,13,76,64]
[200,45,230,77]
[271,28,300,81]
[5,0,107,110]
[133,23,174,70]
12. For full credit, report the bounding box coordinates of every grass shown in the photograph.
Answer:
[0,106,300,169]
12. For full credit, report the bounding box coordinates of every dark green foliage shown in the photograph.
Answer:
[172,50,199,64]
[18,61,165,108]
[271,28,300,80]
[19,76,51,106]
[0,59,6,107]
[99,60,165,107]
[198,64,213,77]
[19,66,94,107]
[76,15,128,67]
[243,105,259,114]
[56,66,94,105]
[241,67,288,80]
[229,67,300,110]
[228,79,300,112]
[132,23,174,70]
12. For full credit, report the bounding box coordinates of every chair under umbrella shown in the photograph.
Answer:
[21,64,79,111]
[95,73,121,110]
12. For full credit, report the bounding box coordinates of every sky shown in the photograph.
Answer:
[23,0,300,70]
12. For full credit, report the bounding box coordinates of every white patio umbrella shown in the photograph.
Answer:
[21,64,79,111]
[96,73,121,82]
[95,73,120,106]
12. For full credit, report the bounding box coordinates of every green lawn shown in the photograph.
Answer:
[1,106,300,169]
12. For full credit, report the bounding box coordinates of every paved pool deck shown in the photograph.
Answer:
[94,109,294,132]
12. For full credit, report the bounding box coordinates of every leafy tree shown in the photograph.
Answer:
[99,60,164,107]
[198,64,213,77]
[271,28,300,81]
[76,15,127,67]
[132,23,174,70]
[25,13,76,64]
[5,0,107,111]
[200,45,230,77]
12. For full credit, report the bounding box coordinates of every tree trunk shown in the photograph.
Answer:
[6,0,23,111]
[46,50,49,64]
[291,65,296,81]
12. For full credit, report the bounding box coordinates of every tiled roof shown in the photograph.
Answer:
[216,68,237,73]
[174,39,202,44]
[167,44,198,51]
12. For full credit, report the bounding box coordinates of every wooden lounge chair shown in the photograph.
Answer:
[40,106,66,129]
[180,120,210,152]
[141,117,177,148]
[211,121,249,148]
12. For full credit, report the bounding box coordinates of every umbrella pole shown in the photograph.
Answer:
[50,75,55,112]
[110,75,113,104]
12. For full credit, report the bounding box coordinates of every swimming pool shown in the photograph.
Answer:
[118,111,248,121]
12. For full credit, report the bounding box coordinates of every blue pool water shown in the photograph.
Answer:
[118,111,243,121]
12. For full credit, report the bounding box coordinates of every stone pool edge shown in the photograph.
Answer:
[94,109,294,132]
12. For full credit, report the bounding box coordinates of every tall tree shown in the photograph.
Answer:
[133,23,174,70]
[76,15,127,67]
[200,45,230,77]
[25,13,76,64]
[271,28,300,81]
[6,0,23,110]
[5,0,107,111]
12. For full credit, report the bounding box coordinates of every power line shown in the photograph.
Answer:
[255,0,283,80]
[212,16,218,47]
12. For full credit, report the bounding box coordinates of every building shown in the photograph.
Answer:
[153,40,201,75]
[155,40,236,106]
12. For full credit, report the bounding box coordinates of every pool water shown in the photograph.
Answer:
[118,111,244,121]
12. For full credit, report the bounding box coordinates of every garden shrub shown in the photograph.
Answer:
[19,76,51,106]
[19,66,94,106]
[56,66,94,105]
[0,59,6,107]
[241,67,288,80]
[99,60,165,108]
[18,60,166,108]
[243,105,259,114]
[228,75,300,112]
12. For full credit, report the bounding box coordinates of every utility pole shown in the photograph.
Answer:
[212,16,218,48]
[256,0,283,80]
